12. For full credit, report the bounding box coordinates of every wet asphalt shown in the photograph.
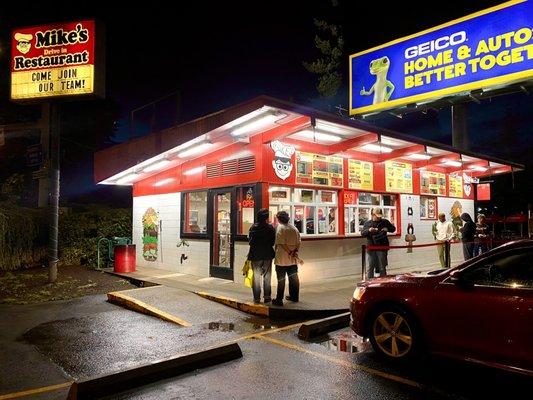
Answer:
[1,289,531,399]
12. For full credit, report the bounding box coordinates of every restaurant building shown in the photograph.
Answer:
[94,96,523,282]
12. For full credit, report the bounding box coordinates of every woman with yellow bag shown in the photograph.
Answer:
[246,208,276,304]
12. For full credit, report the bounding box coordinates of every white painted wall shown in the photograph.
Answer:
[132,193,474,283]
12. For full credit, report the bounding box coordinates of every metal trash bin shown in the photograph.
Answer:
[114,244,136,273]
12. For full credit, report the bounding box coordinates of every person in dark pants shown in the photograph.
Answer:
[248,209,276,304]
[361,207,396,279]
[272,210,301,307]
[460,213,476,260]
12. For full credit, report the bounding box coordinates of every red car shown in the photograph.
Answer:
[350,240,533,376]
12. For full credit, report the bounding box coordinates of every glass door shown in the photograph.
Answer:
[209,188,234,280]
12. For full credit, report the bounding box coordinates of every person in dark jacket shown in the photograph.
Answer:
[248,208,276,304]
[361,207,396,279]
[459,212,476,260]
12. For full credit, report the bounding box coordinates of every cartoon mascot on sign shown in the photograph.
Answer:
[271,140,295,180]
[14,32,33,54]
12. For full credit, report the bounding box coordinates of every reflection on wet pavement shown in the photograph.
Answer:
[319,329,372,354]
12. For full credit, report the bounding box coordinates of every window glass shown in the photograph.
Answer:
[358,208,371,231]
[383,195,396,207]
[269,186,291,203]
[184,191,207,233]
[358,193,372,205]
[463,251,533,288]
[269,187,338,236]
[269,204,290,228]
[238,186,255,235]
[371,194,381,206]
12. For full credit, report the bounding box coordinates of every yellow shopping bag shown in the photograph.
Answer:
[242,260,253,288]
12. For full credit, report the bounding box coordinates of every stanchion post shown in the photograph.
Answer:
[361,244,367,281]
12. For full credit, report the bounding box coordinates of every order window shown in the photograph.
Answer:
[269,186,338,236]
[420,196,437,219]
[183,191,208,234]
[344,192,397,235]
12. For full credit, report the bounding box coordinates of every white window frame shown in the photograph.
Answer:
[269,186,339,237]
[344,192,398,236]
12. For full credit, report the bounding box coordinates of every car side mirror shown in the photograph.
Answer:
[449,269,473,289]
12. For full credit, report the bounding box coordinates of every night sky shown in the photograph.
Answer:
[0,0,531,210]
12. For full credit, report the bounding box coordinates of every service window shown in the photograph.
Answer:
[344,192,398,235]
[420,196,437,219]
[183,191,208,234]
[269,186,338,236]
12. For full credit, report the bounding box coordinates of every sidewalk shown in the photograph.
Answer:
[106,266,357,318]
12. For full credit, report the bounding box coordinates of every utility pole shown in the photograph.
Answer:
[451,103,469,151]
[47,103,60,283]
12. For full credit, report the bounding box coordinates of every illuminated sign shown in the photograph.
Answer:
[11,20,103,100]
[420,171,446,195]
[448,173,463,198]
[348,159,373,190]
[349,1,533,115]
[296,152,343,187]
[385,161,412,193]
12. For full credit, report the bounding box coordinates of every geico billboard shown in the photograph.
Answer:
[349,0,533,115]
[10,20,104,101]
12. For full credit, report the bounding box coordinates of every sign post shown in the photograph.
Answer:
[10,20,104,282]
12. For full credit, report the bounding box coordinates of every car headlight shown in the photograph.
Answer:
[353,286,366,301]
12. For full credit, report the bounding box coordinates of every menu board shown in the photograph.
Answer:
[385,161,413,193]
[448,173,463,198]
[348,159,373,190]
[296,152,343,187]
[420,171,446,195]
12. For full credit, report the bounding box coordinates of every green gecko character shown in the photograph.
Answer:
[360,56,395,105]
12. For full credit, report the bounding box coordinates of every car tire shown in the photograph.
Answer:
[368,305,422,361]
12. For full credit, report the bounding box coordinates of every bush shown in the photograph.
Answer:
[59,205,131,267]
[0,203,48,270]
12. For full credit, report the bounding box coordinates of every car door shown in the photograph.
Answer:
[429,248,533,371]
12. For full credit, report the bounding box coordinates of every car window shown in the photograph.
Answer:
[462,250,533,289]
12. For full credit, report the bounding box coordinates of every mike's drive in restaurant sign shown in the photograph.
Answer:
[349,0,533,115]
[10,20,104,100]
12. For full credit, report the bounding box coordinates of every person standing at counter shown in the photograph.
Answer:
[433,212,455,268]
[459,213,476,260]
[248,209,276,304]
[273,210,301,306]
[474,214,491,256]
[361,207,396,279]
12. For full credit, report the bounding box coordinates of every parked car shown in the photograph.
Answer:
[350,240,533,376]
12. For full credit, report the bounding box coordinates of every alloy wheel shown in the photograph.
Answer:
[372,311,413,358]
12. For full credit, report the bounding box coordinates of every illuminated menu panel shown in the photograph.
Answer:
[448,173,463,198]
[348,159,373,190]
[420,170,446,195]
[385,161,413,193]
[296,152,343,187]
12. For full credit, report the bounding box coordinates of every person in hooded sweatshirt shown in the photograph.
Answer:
[459,213,476,260]
[247,208,276,304]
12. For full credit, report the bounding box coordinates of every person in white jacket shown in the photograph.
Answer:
[434,212,455,268]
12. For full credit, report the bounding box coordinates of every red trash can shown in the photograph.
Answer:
[114,244,136,273]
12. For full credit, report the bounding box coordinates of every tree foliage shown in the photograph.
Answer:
[303,11,344,98]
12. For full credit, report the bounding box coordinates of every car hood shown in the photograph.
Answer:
[365,270,445,287]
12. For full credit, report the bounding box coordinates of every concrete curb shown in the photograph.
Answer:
[107,291,192,327]
[297,312,351,341]
[196,291,348,320]
[196,291,269,317]
[67,343,242,400]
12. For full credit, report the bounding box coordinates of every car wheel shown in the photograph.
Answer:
[368,306,420,361]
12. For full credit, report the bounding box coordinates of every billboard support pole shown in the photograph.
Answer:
[452,103,469,151]
[48,102,60,283]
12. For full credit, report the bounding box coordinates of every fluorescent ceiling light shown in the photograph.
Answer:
[231,113,285,136]
[469,165,487,172]
[315,121,346,135]
[380,136,407,147]
[154,178,175,187]
[177,142,213,158]
[183,166,205,175]
[143,159,170,173]
[444,160,462,167]
[360,143,393,153]
[116,173,139,185]
[407,153,431,160]
[295,129,342,142]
